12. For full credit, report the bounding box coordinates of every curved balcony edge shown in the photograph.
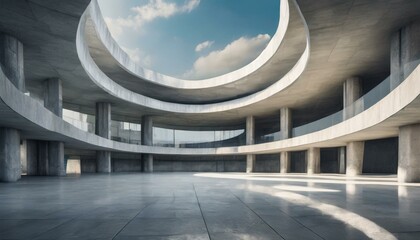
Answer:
[88,0,289,89]
[76,0,311,114]
[1,60,420,157]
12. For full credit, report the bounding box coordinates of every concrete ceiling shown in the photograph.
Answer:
[0,0,420,130]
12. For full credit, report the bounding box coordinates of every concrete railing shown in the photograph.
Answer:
[1,62,420,156]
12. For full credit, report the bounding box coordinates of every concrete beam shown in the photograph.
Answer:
[346,142,364,176]
[0,34,24,91]
[398,123,420,183]
[142,116,153,172]
[44,78,63,117]
[0,128,21,182]
[280,151,290,173]
[307,147,320,175]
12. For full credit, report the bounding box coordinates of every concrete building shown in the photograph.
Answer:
[1,0,420,239]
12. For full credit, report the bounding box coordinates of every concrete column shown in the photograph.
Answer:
[37,141,49,176]
[48,141,65,176]
[43,78,65,176]
[0,128,21,182]
[20,140,27,175]
[246,116,255,173]
[346,141,364,176]
[142,116,153,172]
[307,147,320,175]
[280,107,292,139]
[338,147,346,174]
[26,140,38,176]
[280,151,290,173]
[391,20,420,89]
[44,78,62,117]
[0,34,25,91]
[95,102,111,173]
[398,123,420,183]
[343,77,362,119]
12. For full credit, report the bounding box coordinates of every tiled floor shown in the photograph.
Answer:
[1,173,420,239]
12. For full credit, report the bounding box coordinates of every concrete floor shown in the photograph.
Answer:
[0,173,420,240]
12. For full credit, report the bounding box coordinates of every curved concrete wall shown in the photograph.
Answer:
[1,56,420,157]
[76,0,311,114]
[89,0,289,89]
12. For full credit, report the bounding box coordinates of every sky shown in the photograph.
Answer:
[98,0,279,80]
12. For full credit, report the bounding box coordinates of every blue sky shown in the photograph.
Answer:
[98,0,279,79]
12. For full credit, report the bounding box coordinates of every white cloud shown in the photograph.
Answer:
[184,34,271,79]
[122,47,153,68]
[105,0,200,39]
[195,40,214,52]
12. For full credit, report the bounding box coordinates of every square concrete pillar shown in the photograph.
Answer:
[307,148,320,175]
[280,107,292,139]
[0,128,21,182]
[246,116,255,173]
[44,78,62,117]
[280,151,290,173]
[37,141,49,176]
[142,116,153,172]
[391,20,420,90]
[346,142,364,176]
[398,124,420,183]
[338,147,346,174]
[48,141,65,176]
[97,151,111,173]
[96,102,111,173]
[343,77,362,120]
[246,154,255,173]
[0,34,25,91]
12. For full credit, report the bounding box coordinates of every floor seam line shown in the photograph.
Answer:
[229,190,286,240]
[111,203,153,240]
[193,183,212,240]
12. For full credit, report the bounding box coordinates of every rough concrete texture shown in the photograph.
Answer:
[398,124,420,183]
[280,151,290,173]
[0,128,21,182]
[48,141,65,176]
[141,116,153,172]
[0,34,24,91]
[143,154,153,173]
[95,102,111,138]
[343,77,362,119]
[81,158,96,173]
[44,78,62,117]
[37,141,49,176]
[246,116,255,173]
[96,151,111,173]
[246,154,255,173]
[307,147,320,174]
[280,107,292,139]
[338,147,346,174]
[346,141,365,176]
